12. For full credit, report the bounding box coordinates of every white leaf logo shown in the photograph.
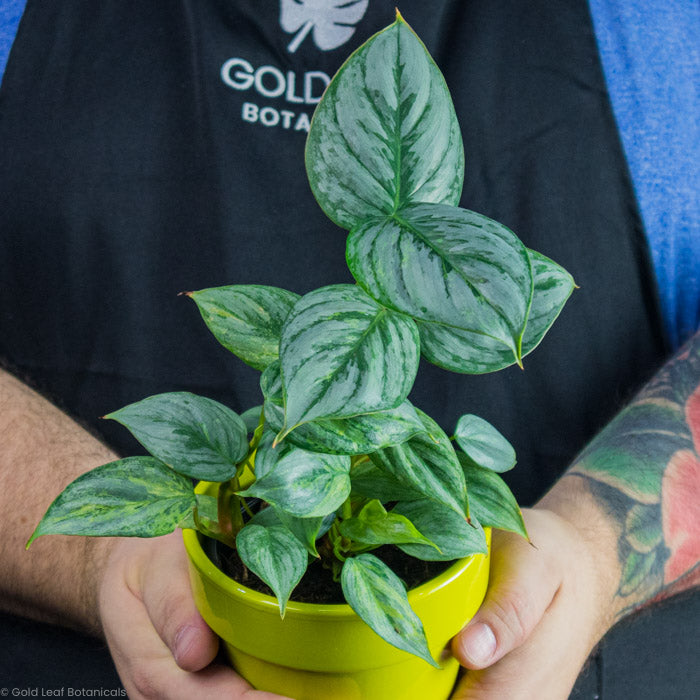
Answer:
[280,0,370,53]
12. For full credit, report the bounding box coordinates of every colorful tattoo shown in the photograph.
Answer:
[570,332,700,615]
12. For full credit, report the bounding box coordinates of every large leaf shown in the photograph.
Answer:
[341,553,439,667]
[236,524,308,617]
[370,410,467,516]
[454,414,516,473]
[417,248,574,373]
[348,203,533,365]
[28,457,195,546]
[105,393,248,481]
[459,456,527,538]
[278,285,420,434]
[188,285,300,371]
[239,433,351,518]
[261,361,425,455]
[393,499,488,562]
[339,499,439,551]
[306,15,463,230]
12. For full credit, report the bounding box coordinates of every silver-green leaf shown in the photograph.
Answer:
[393,499,487,562]
[454,414,516,473]
[261,361,425,455]
[460,456,527,538]
[28,457,195,546]
[370,410,467,516]
[341,553,439,667]
[189,285,300,370]
[348,203,533,366]
[239,435,351,518]
[105,392,248,481]
[306,15,463,230]
[418,248,574,374]
[236,524,308,617]
[278,285,420,434]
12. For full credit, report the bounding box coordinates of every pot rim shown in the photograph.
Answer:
[183,523,490,620]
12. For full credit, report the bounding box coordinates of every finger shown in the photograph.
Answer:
[451,565,596,700]
[100,539,291,699]
[451,511,562,670]
[136,532,219,672]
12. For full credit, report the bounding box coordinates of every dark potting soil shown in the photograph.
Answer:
[204,537,455,605]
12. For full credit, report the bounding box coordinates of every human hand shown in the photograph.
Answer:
[450,506,619,699]
[98,532,291,700]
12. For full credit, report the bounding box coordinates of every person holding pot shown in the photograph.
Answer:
[1,1,698,699]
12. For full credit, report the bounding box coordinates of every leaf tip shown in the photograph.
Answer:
[178,290,194,298]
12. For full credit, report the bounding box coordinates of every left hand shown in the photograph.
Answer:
[450,506,619,699]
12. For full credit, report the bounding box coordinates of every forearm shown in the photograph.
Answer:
[0,367,117,635]
[543,329,700,621]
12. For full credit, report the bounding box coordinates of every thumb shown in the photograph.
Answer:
[452,515,562,670]
[137,532,220,672]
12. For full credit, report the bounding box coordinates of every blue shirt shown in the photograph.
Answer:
[2,0,699,348]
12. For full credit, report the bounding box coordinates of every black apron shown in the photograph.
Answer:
[1,2,696,697]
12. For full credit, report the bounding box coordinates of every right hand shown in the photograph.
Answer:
[98,531,291,699]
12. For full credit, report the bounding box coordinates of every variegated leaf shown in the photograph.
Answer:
[250,505,326,558]
[393,499,487,561]
[236,524,308,616]
[261,361,425,455]
[418,248,574,373]
[105,392,248,481]
[306,15,463,229]
[348,203,533,365]
[188,285,299,371]
[278,285,420,434]
[370,410,467,516]
[28,457,195,545]
[239,434,351,518]
[454,414,516,473]
[341,554,439,667]
[459,456,527,538]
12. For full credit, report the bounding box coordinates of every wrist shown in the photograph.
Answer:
[535,475,622,638]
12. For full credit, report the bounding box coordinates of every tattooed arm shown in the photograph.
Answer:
[450,330,700,699]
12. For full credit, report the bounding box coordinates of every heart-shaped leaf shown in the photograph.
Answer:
[261,361,425,454]
[236,524,308,616]
[339,499,439,551]
[393,499,487,562]
[306,15,463,230]
[28,457,195,546]
[348,203,533,366]
[188,285,300,371]
[278,285,420,434]
[418,248,574,373]
[370,410,467,516]
[341,553,439,667]
[105,393,248,481]
[459,456,527,538]
[454,414,516,473]
[239,434,351,518]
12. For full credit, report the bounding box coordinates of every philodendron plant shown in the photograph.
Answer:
[30,14,574,666]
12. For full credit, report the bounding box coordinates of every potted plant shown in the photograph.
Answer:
[29,13,574,700]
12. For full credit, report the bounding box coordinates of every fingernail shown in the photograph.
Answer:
[173,625,198,666]
[460,622,497,666]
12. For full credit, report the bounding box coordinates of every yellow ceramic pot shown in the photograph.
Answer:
[183,484,490,700]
